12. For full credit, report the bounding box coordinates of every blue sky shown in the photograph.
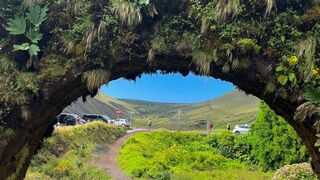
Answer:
[100,73,235,103]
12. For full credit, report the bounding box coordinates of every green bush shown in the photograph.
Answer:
[206,131,252,162]
[119,131,270,179]
[250,102,309,171]
[26,121,126,179]
[206,101,309,171]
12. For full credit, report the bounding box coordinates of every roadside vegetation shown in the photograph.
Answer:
[26,121,125,179]
[119,131,271,179]
[119,101,314,179]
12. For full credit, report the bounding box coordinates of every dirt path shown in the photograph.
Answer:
[93,129,147,180]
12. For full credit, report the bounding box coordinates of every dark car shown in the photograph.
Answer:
[82,114,110,123]
[57,113,85,125]
[57,113,69,124]
[64,116,76,125]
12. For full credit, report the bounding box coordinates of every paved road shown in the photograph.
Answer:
[93,129,148,180]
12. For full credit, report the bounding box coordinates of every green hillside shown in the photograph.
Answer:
[63,89,259,130]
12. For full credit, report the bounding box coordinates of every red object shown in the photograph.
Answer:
[116,109,121,116]
[208,123,213,129]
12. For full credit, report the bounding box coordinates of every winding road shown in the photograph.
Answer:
[93,129,147,180]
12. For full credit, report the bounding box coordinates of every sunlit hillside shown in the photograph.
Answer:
[64,89,259,130]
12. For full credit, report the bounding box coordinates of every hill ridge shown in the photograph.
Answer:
[63,90,259,130]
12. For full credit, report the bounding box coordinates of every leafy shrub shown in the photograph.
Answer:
[206,101,309,171]
[119,131,270,179]
[250,102,309,171]
[206,131,252,162]
[272,163,316,180]
[26,121,125,179]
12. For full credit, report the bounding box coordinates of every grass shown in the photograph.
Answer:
[118,131,271,179]
[26,121,126,179]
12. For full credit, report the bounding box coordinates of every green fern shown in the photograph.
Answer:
[304,86,320,106]
[6,5,47,58]
[26,5,48,27]
[5,16,26,35]
[26,29,43,43]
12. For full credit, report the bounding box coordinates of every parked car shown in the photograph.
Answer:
[64,115,76,125]
[233,124,250,134]
[57,113,86,125]
[114,119,130,127]
[82,114,110,123]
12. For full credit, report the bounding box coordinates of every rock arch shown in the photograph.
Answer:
[0,0,319,179]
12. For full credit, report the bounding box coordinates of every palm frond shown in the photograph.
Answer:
[214,0,240,22]
[82,69,111,92]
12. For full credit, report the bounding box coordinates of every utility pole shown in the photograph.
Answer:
[178,109,181,132]
[207,119,209,135]
[206,100,213,135]
[129,112,134,127]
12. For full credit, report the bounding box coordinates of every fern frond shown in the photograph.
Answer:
[304,86,320,106]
